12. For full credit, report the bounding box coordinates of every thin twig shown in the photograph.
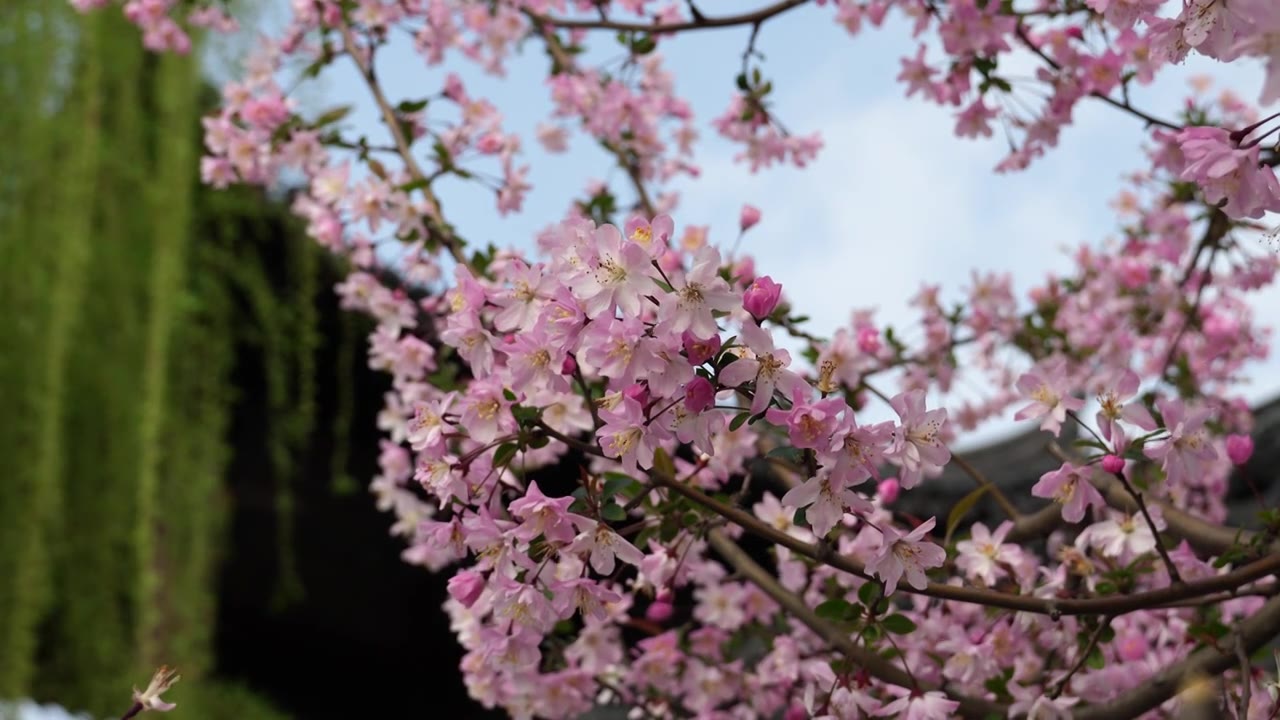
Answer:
[530,0,810,33]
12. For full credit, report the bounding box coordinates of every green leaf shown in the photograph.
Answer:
[602,503,627,522]
[792,507,808,528]
[396,98,429,114]
[729,412,751,432]
[857,581,880,609]
[503,388,518,402]
[815,599,856,621]
[312,104,353,127]
[945,483,991,546]
[493,443,518,468]
[652,447,676,479]
[881,614,917,635]
[603,475,635,500]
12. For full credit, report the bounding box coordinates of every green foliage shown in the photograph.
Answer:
[0,4,343,716]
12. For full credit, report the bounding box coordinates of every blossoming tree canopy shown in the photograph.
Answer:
[73,0,1280,718]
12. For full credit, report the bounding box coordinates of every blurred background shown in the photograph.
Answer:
[0,2,501,718]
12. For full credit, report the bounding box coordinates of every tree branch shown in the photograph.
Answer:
[529,0,810,33]
[706,530,1006,720]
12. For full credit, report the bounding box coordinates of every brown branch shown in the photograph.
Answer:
[1014,23,1181,132]
[337,23,467,265]
[705,530,1006,720]
[530,0,810,33]
[535,420,1280,617]
[1051,616,1112,698]
[1073,593,1280,719]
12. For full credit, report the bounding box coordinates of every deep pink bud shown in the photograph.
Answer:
[682,331,721,366]
[877,478,900,504]
[1226,434,1254,465]
[624,383,649,405]
[1101,454,1126,474]
[560,355,578,375]
[783,705,807,720]
[684,376,715,412]
[1116,630,1148,662]
[743,275,782,320]
[447,570,486,608]
[856,326,882,354]
[645,600,674,623]
[739,204,762,231]
[655,589,674,604]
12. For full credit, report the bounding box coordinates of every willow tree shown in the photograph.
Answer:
[0,3,322,716]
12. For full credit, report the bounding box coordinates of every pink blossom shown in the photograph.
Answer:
[873,690,958,720]
[447,570,486,608]
[1014,357,1084,436]
[571,521,646,575]
[1177,126,1280,220]
[1143,397,1217,487]
[718,322,806,415]
[739,204,762,231]
[955,521,1022,586]
[1032,463,1106,523]
[132,666,180,713]
[682,331,721,365]
[886,390,951,489]
[867,517,946,595]
[683,376,715,413]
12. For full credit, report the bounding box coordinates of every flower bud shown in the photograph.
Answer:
[877,478,900,504]
[1101,454,1126,474]
[560,354,578,375]
[739,204,762,231]
[783,705,807,720]
[1226,434,1254,466]
[684,376,715,413]
[856,326,882,354]
[743,275,782,320]
[447,570,486,608]
[645,601,674,623]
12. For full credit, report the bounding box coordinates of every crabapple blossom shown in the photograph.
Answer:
[76,0,1280,716]
[867,517,946,595]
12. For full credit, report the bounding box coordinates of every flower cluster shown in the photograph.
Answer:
[73,0,1280,718]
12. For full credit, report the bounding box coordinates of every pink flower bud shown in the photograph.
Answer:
[743,275,782,320]
[476,132,505,154]
[877,478,900,504]
[682,331,721,366]
[447,570,486,608]
[1101,454,1126,474]
[739,204,762,231]
[1226,434,1254,466]
[655,589,674,604]
[624,383,650,405]
[1116,630,1148,662]
[684,376,715,413]
[732,256,756,284]
[560,355,578,375]
[645,601,674,623]
[856,326,882,354]
[442,73,466,102]
[783,705,807,720]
